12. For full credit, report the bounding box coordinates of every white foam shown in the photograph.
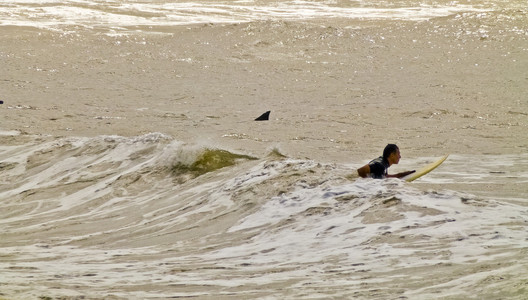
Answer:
[204,160,528,275]
[1,135,527,298]
[0,0,488,32]
[0,129,20,136]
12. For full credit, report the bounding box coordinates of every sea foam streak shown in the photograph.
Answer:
[0,0,485,32]
[1,133,527,299]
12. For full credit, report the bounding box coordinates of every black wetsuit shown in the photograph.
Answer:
[368,156,389,179]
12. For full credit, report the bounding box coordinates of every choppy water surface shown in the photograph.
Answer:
[0,0,516,33]
[1,0,527,299]
[0,132,527,299]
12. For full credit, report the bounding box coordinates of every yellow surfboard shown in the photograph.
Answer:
[403,154,449,182]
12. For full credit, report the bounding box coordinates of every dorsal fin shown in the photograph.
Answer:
[255,111,270,121]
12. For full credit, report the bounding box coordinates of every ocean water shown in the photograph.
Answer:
[1,0,528,299]
[0,132,527,299]
[0,0,515,33]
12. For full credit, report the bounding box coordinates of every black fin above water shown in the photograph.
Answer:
[255,111,270,121]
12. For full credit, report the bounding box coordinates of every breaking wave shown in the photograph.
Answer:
[0,133,527,299]
[0,0,490,33]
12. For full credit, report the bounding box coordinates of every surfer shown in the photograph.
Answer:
[357,144,415,179]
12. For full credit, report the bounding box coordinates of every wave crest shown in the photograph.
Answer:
[172,148,257,178]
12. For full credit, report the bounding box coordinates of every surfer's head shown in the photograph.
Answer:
[383,144,401,165]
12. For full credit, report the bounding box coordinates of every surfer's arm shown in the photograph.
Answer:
[357,164,370,178]
[388,170,416,179]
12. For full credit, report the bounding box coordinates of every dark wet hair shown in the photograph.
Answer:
[383,144,399,159]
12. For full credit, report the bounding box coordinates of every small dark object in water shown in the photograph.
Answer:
[0,100,4,104]
[255,111,270,121]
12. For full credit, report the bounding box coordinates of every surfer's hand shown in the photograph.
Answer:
[398,170,415,178]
